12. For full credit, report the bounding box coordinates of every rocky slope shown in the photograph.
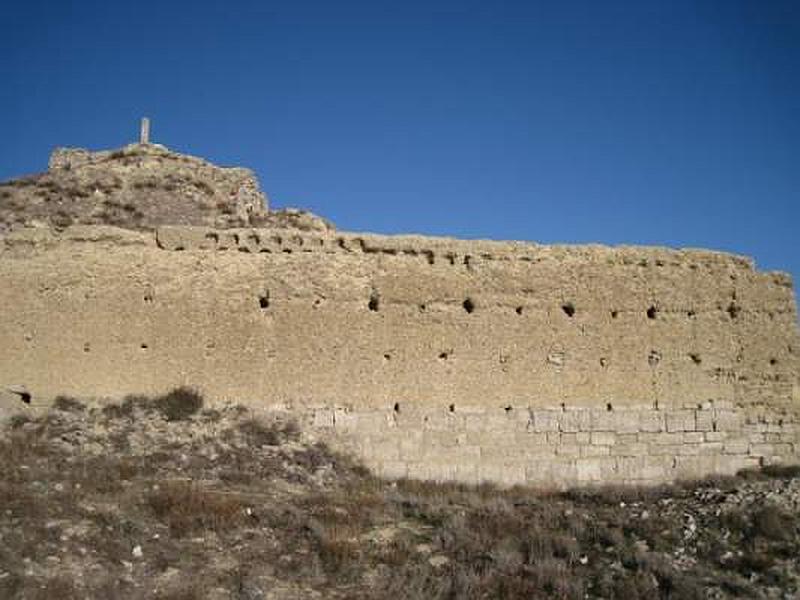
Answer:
[2,392,799,599]
[0,144,333,233]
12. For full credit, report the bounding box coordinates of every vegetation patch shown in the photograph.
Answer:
[0,391,798,599]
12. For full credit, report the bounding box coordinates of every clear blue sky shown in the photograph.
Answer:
[2,1,798,283]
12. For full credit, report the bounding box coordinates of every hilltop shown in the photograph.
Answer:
[0,143,332,234]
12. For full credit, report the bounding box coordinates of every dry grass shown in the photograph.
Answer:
[147,481,248,535]
[0,392,798,599]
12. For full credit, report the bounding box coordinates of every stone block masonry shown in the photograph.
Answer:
[1,225,798,486]
[309,403,798,487]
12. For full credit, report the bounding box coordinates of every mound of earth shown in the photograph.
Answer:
[0,144,333,234]
[2,391,799,599]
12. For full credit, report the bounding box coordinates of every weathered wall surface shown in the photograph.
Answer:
[1,225,798,486]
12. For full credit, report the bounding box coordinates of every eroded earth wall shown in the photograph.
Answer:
[1,225,799,487]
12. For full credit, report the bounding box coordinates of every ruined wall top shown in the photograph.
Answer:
[1,143,333,234]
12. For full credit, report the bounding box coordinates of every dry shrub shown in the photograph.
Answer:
[52,395,85,412]
[316,523,361,575]
[761,464,800,479]
[153,387,204,421]
[752,505,793,541]
[147,482,246,535]
[640,554,706,600]
[101,388,203,422]
[237,416,298,446]
[155,585,205,600]
[102,394,146,419]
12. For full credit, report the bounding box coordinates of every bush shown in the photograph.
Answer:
[153,388,204,422]
[762,464,800,479]
[102,395,145,419]
[101,389,203,422]
[238,417,298,446]
[752,505,792,541]
[147,482,246,535]
[52,396,85,413]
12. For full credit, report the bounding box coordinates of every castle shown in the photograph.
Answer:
[1,135,798,488]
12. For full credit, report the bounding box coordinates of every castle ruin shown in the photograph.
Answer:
[1,142,798,488]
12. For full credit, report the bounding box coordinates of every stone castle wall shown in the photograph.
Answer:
[1,225,798,487]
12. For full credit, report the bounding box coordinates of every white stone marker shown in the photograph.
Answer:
[140,117,150,144]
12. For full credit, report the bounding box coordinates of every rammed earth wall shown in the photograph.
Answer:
[1,225,798,486]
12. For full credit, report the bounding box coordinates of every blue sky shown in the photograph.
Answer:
[2,0,798,283]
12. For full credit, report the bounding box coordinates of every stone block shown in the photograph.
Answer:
[312,409,334,428]
[674,455,713,479]
[639,411,665,432]
[723,440,749,455]
[479,463,525,486]
[398,431,424,458]
[749,444,776,457]
[379,461,408,479]
[640,456,674,480]
[591,410,617,431]
[666,410,695,432]
[514,432,550,446]
[576,458,617,482]
[481,444,523,461]
[683,432,704,444]
[616,456,644,479]
[522,444,557,458]
[532,410,560,432]
[613,411,643,434]
[593,410,641,433]
[332,409,358,431]
[559,432,581,445]
[556,444,581,457]
[458,445,482,461]
[698,442,724,455]
[581,445,611,457]
[526,459,577,485]
[694,410,714,432]
[612,443,648,457]
[560,410,592,432]
[714,409,743,432]
[426,461,458,482]
[425,413,464,431]
[649,444,684,456]
[591,431,617,446]
[353,412,389,430]
[774,443,794,456]
[371,440,400,462]
[423,430,460,449]
[465,414,487,432]
[645,432,684,445]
